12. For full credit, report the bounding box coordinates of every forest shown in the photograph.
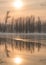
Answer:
[0,11,46,33]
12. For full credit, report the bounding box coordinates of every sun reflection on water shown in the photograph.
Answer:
[13,56,22,64]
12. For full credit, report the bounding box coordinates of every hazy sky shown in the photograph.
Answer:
[0,0,46,22]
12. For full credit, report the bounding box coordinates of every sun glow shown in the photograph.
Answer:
[13,0,23,9]
[13,57,22,64]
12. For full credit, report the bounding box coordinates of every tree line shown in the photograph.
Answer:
[0,11,46,33]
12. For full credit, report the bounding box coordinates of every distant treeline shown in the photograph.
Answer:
[0,11,46,33]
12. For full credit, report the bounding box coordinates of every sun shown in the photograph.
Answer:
[13,57,22,64]
[13,0,23,9]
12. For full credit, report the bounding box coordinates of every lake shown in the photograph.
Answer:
[0,33,46,65]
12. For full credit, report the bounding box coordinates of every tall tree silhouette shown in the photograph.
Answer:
[37,17,41,33]
[5,11,10,32]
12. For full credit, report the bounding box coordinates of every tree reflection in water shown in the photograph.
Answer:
[0,38,41,57]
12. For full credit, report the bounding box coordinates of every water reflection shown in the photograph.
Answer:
[0,38,42,57]
[13,57,22,64]
[0,35,46,65]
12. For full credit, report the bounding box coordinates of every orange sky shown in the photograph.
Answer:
[0,0,46,22]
